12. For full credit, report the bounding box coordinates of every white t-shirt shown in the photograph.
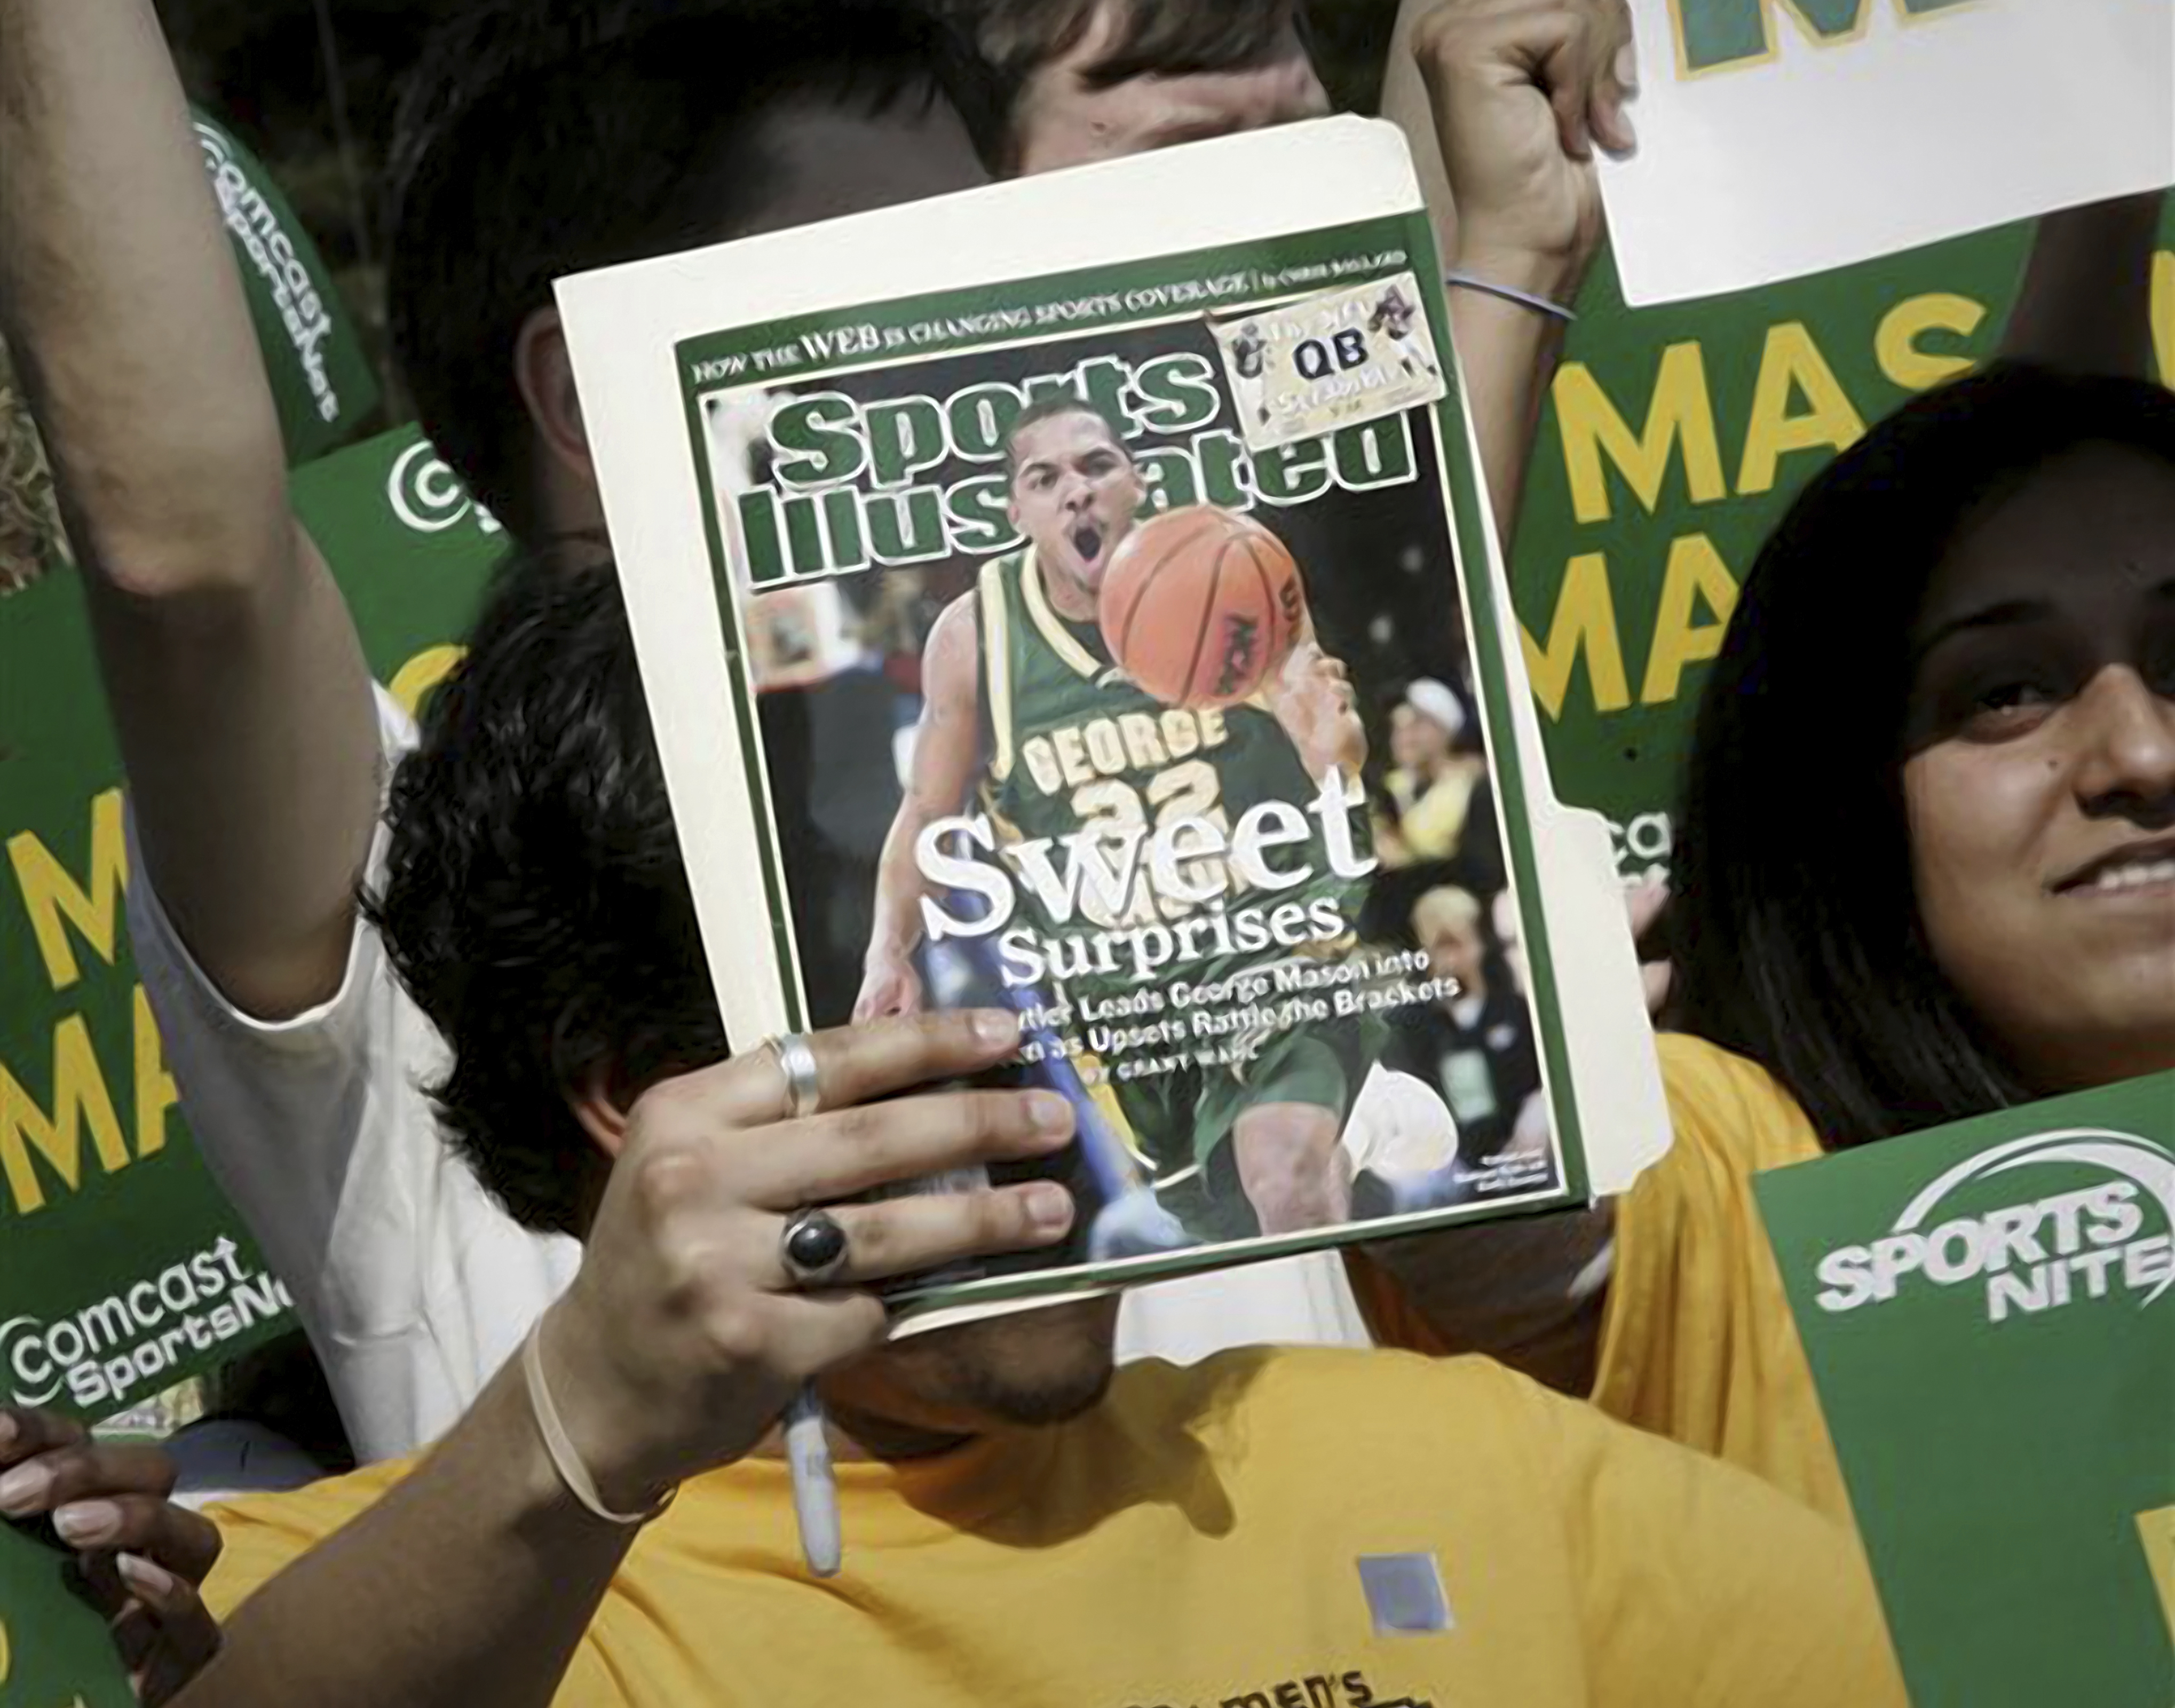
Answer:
[126,688,1369,1462]
[125,687,581,1464]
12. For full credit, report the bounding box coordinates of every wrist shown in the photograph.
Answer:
[532,1301,678,1517]
[1449,244,1587,313]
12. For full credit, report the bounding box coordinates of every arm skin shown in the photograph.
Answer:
[856,594,983,1018]
[0,0,380,1023]
[2000,191,2166,377]
[172,1357,631,1708]
[1380,0,1616,548]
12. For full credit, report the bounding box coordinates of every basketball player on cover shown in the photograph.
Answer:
[1229,320,1271,428]
[857,393,1462,1253]
[1369,282,1441,383]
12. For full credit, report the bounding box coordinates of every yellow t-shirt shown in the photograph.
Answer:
[206,1347,1901,1708]
[1349,1033,1850,1525]
[1591,1033,1851,1525]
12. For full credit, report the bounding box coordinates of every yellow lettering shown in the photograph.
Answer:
[1737,321,1866,496]
[1520,553,1631,721]
[0,1612,9,1683]
[1118,712,1170,772]
[1554,343,1728,524]
[2153,249,2173,390]
[133,984,178,1159]
[1876,292,1986,392]
[1053,726,1093,787]
[1083,718,1126,777]
[389,646,465,719]
[1021,736,1063,797]
[6,789,126,993]
[1641,534,1742,705]
[1,1015,130,1216]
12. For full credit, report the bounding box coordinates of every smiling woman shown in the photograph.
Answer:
[1673,361,2175,1150]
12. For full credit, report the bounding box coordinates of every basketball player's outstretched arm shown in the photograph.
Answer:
[857,595,984,1021]
[1383,0,1633,547]
[0,0,380,1022]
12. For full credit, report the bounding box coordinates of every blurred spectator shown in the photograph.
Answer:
[1389,883,1543,1165]
[1374,676,1485,867]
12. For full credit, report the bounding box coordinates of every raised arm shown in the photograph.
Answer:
[2000,190,2167,377]
[855,594,984,1021]
[1383,0,1633,546]
[0,0,380,1021]
[175,1015,1075,1708]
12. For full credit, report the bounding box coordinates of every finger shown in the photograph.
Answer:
[1538,32,1596,162]
[0,1406,87,1473]
[1641,959,1674,1017]
[0,1440,176,1520]
[772,1181,1077,1288]
[1589,54,1638,155]
[768,1288,896,1383]
[706,1009,1023,1127]
[117,1553,221,1705]
[745,1087,1075,1209]
[54,1491,222,1585]
[1624,876,1670,937]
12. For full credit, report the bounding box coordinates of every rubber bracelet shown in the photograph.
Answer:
[520,1322,677,1527]
[1444,272,1578,324]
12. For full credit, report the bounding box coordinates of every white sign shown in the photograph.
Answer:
[1600,0,2175,305]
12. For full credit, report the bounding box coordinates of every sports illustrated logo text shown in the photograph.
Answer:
[1814,1129,2175,1323]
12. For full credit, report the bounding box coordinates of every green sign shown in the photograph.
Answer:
[1758,1073,2175,1707]
[191,110,379,465]
[0,424,503,1426]
[0,1521,132,1707]
[1509,209,2175,878]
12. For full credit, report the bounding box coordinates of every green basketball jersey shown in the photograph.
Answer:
[972,546,1364,990]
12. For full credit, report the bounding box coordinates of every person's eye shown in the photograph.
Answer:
[1958,673,2061,739]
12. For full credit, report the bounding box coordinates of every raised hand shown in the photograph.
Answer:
[1412,0,1637,292]
[534,1010,1073,1512]
[0,1407,223,1705]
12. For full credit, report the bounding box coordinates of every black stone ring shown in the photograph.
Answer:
[779,1207,851,1288]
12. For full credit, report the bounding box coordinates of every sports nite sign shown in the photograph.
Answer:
[1808,1126,2175,1324]
[1758,1077,2175,1705]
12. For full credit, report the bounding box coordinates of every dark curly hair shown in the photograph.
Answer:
[386,0,1003,547]
[1672,361,2175,1151]
[365,554,729,1235]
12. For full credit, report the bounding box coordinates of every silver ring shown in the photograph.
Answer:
[766,1031,822,1121]
[779,1207,851,1288]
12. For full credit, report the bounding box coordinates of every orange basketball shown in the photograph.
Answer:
[1098,505,1306,708]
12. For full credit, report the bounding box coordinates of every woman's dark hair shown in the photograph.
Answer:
[366,554,729,1235]
[1672,361,2175,1149]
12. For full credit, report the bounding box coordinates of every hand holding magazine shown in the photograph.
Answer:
[557,117,1670,1323]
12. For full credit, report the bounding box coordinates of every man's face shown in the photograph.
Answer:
[1007,409,1144,598]
[1012,4,1329,175]
[823,1295,1124,1437]
[1420,913,1485,994]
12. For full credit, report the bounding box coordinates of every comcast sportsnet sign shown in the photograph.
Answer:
[0,1237,292,1412]
[1811,1128,2175,1324]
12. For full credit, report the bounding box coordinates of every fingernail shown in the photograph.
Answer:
[0,1462,51,1515]
[53,1500,120,1546]
[1615,43,1639,93]
[974,1010,1019,1047]
[1025,1184,1075,1231]
[116,1553,175,1599]
[1028,1092,1074,1136]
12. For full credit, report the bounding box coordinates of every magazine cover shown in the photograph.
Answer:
[558,118,1668,1319]
[1758,1073,2175,1707]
